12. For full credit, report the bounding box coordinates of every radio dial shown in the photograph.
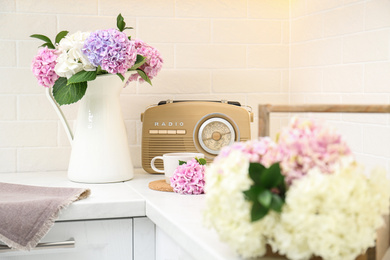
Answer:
[212,132,222,141]
[198,118,235,155]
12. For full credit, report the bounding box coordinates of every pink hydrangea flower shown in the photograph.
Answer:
[216,137,281,167]
[214,118,352,186]
[170,159,206,195]
[277,117,352,184]
[127,39,163,84]
[31,47,59,88]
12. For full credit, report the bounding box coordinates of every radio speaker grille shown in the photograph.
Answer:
[142,136,197,173]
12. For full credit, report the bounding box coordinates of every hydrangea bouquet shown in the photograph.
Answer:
[170,157,207,195]
[204,117,390,260]
[31,14,163,105]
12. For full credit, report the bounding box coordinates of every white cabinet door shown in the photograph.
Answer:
[155,227,195,260]
[0,218,133,260]
[133,217,155,260]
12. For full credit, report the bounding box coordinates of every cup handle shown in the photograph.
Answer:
[151,156,164,173]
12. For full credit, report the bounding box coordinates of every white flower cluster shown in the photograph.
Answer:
[270,164,390,260]
[204,150,278,258]
[55,31,95,79]
[204,150,390,260]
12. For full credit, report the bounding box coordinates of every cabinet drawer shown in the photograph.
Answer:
[0,218,133,260]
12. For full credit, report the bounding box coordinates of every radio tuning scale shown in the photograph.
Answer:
[198,117,235,155]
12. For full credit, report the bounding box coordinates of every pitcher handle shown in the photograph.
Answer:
[45,88,74,144]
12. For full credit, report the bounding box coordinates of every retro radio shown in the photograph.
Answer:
[141,100,253,173]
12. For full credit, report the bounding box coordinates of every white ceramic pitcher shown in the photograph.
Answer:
[46,74,134,183]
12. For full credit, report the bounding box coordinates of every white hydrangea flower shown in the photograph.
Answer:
[54,31,95,79]
[270,163,390,260]
[203,150,278,258]
[203,121,390,260]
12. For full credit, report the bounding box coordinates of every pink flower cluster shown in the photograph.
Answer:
[217,137,281,168]
[170,159,206,195]
[31,47,59,88]
[215,117,352,185]
[127,39,163,83]
[277,117,352,184]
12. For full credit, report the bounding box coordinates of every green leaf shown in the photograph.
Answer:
[55,30,69,44]
[30,34,55,49]
[248,163,266,186]
[96,66,108,75]
[40,42,56,49]
[68,70,97,84]
[116,13,133,32]
[243,186,263,201]
[196,158,207,165]
[251,202,269,222]
[136,69,152,85]
[260,163,282,188]
[116,73,125,81]
[129,55,146,70]
[30,34,53,44]
[270,194,284,213]
[244,162,286,222]
[179,160,187,166]
[258,190,272,208]
[117,13,125,32]
[53,78,87,105]
[52,77,67,89]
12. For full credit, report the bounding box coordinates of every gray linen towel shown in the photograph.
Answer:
[0,182,90,251]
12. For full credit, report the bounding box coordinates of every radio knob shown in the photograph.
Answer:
[212,131,222,141]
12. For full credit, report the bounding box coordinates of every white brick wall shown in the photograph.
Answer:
[0,0,388,174]
[288,0,390,174]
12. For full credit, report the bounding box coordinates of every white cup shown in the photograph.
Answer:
[151,152,204,184]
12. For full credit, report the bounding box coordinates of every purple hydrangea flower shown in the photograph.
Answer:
[82,28,137,76]
[170,159,205,195]
[127,39,163,83]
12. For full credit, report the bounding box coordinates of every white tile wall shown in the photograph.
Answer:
[0,149,16,173]
[343,30,390,63]
[0,0,389,174]
[15,0,98,14]
[323,3,365,37]
[365,0,390,30]
[365,62,390,93]
[0,41,16,67]
[322,64,364,93]
[17,147,71,172]
[288,0,390,173]
[138,18,210,43]
[175,44,247,69]
[213,20,282,44]
[175,0,247,18]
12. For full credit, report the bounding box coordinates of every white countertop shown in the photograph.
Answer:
[0,171,146,221]
[125,170,243,260]
[2,170,388,260]
[0,169,250,260]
